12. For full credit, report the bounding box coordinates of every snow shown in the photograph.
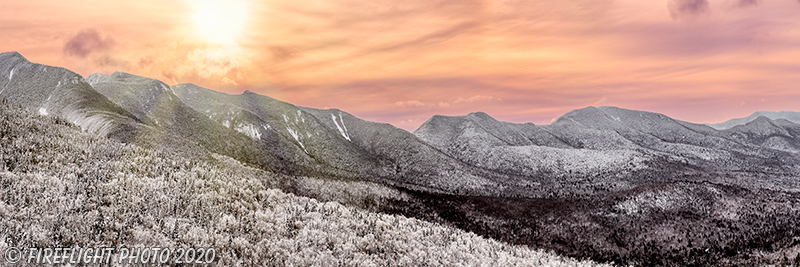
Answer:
[614,187,695,215]
[9,69,13,80]
[38,107,47,116]
[235,123,262,140]
[286,126,307,152]
[339,113,349,136]
[160,84,173,94]
[331,113,351,141]
[283,114,289,123]
[223,120,230,128]
[287,127,299,141]
[262,124,271,130]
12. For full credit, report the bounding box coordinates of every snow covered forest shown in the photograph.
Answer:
[0,101,607,266]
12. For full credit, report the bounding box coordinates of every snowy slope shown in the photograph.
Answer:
[171,84,376,177]
[85,72,298,173]
[0,52,138,137]
[415,109,653,192]
[173,84,525,196]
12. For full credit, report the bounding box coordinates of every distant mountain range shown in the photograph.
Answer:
[4,51,800,266]
[708,111,800,130]
[3,51,800,198]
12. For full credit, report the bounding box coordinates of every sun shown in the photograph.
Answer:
[192,0,247,44]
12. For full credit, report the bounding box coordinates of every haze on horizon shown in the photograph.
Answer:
[2,0,799,131]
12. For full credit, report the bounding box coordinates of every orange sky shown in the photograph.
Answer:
[2,0,799,131]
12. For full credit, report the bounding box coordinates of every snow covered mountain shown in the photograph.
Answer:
[171,83,519,196]
[84,72,304,173]
[709,111,800,130]
[0,91,608,267]
[0,52,138,136]
[415,106,800,194]
[721,116,800,153]
[4,51,800,266]
[4,49,799,197]
[0,52,514,196]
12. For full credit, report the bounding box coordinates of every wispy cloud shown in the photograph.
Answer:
[395,100,426,107]
[454,95,501,104]
[395,95,501,109]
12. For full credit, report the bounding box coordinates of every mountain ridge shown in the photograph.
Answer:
[4,51,800,198]
[0,51,141,137]
[4,51,800,266]
[709,110,800,130]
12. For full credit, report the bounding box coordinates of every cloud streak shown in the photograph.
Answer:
[395,95,501,108]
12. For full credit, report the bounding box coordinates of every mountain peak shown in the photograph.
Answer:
[752,115,773,122]
[742,116,778,128]
[109,71,143,80]
[465,111,497,122]
[173,83,239,99]
[84,73,108,85]
[709,111,800,130]
[417,112,497,130]
[0,51,26,62]
[552,106,607,125]
[467,111,490,116]
[0,52,29,71]
[174,83,202,88]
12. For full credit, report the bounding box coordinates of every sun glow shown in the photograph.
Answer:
[192,0,247,44]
